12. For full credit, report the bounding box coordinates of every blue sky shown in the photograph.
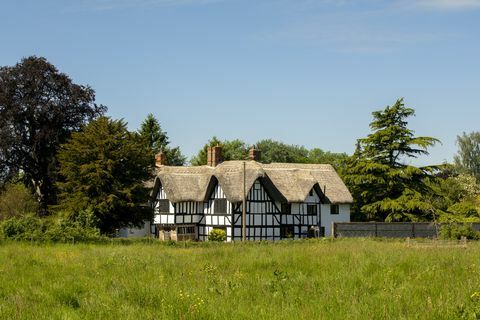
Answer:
[1,0,479,165]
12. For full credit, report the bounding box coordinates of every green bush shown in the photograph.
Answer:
[0,211,102,243]
[439,223,480,240]
[208,228,226,242]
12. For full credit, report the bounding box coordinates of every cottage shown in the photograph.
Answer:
[151,146,353,241]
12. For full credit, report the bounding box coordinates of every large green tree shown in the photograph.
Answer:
[57,117,152,233]
[454,131,480,181]
[138,113,186,166]
[343,98,440,222]
[191,137,347,167]
[0,56,105,214]
[190,137,249,165]
[256,139,310,163]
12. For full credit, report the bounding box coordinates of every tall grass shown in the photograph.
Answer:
[0,239,479,319]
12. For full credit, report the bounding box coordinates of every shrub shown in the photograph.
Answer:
[0,183,38,220]
[439,223,480,240]
[0,211,102,243]
[208,228,226,242]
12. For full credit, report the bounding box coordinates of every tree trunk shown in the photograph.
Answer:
[32,179,48,216]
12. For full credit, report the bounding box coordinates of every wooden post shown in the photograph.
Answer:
[242,161,246,242]
[331,222,335,239]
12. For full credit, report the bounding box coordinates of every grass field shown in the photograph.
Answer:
[1,239,480,320]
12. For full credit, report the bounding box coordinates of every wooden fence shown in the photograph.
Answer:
[332,222,480,238]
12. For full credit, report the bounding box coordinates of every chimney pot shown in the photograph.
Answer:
[207,145,222,167]
[249,146,261,162]
[155,152,167,167]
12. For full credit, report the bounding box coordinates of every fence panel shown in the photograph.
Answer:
[333,222,480,238]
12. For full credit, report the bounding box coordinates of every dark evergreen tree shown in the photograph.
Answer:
[0,56,105,214]
[138,113,186,166]
[57,117,151,234]
[343,98,440,222]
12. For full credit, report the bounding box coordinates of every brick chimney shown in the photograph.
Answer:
[155,152,167,167]
[207,145,222,167]
[249,145,261,162]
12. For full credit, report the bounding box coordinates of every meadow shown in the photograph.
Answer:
[0,238,479,320]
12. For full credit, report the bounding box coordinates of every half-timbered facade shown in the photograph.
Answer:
[151,147,353,241]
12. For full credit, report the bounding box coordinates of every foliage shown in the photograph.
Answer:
[439,223,480,240]
[1,239,480,319]
[0,183,38,220]
[0,56,105,214]
[307,148,349,169]
[191,137,347,168]
[57,117,152,234]
[0,212,101,242]
[190,137,249,165]
[343,98,440,221]
[208,228,226,242]
[256,139,310,163]
[138,113,186,165]
[430,173,480,222]
[454,131,480,181]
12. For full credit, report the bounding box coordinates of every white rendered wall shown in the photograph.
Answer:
[320,204,350,236]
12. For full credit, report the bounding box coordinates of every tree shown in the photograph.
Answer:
[256,139,310,163]
[190,137,249,165]
[255,139,348,167]
[57,117,152,234]
[191,137,348,167]
[0,56,105,214]
[454,131,480,181]
[138,114,186,166]
[343,98,440,222]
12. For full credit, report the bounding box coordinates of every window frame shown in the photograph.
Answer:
[306,204,318,215]
[330,204,340,215]
[214,198,228,214]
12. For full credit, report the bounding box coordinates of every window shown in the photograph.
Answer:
[157,199,170,213]
[281,203,291,214]
[331,205,339,215]
[177,225,196,241]
[307,204,317,215]
[214,198,227,213]
[253,182,261,191]
[178,226,196,235]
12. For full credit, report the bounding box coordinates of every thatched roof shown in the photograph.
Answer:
[153,161,353,204]
[214,161,266,203]
[262,163,353,204]
[154,166,214,202]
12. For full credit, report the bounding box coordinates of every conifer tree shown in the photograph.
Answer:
[138,114,185,166]
[343,98,440,222]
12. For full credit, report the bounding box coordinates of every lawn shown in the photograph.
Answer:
[0,239,479,320]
